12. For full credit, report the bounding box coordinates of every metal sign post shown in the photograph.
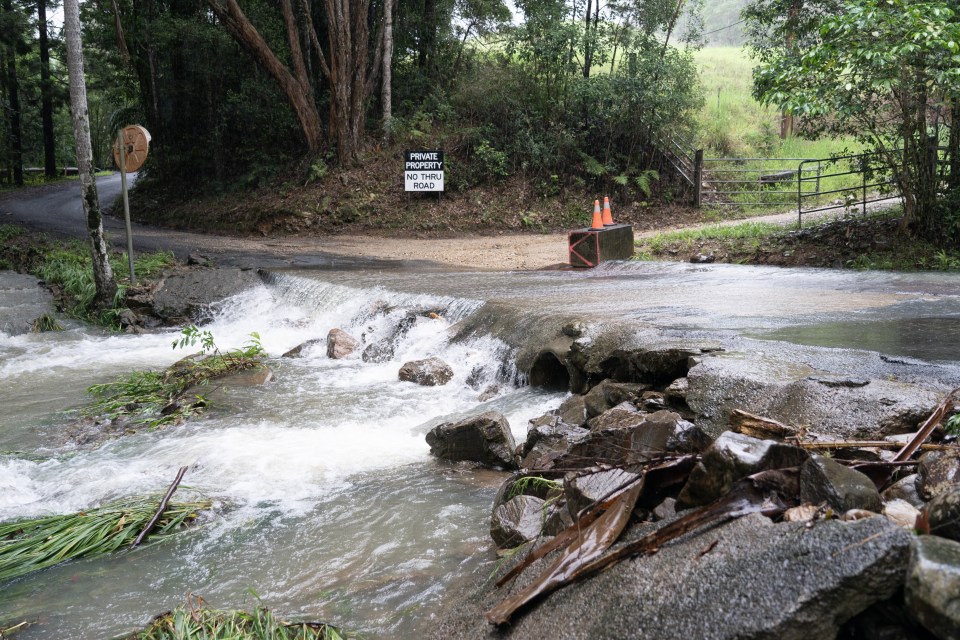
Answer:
[113,125,151,285]
[117,130,135,284]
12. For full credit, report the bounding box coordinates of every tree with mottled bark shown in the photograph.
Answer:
[38,0,56,178]
[63,0,117,309]
[205,0,386,164]
[382,0,394,141]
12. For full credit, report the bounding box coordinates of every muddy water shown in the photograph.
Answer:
[0,261,958,638]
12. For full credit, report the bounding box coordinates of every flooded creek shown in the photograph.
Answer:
[1,261,959,638]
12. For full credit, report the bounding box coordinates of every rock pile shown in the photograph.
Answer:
[426,341,960,639]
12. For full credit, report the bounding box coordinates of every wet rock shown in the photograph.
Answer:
[584,380,648,417]
[326,328,358,359]
[559,410,708,468]
[664,377,689,402]
[652,497,677,521]
[562,321,586,338]
[433,514,913,640]
[151,268,261,322]
[0,273,55,336]
[399,357,454,386]
[800,455,883,514]
[491,495,547,548]
[186,252,210,266]
[638,391,668,411]
[686,351,943,439]
[629,410,710,460]
[362,314,418,363]
[564,467,641,518]
[557,395,588,427]
[882,499,920,529]
[917,451,960,501]
[543,500,575,536]
[518,422,589,470]
[882,473,925,508]
[564,332,718,393]
[282,339,321,358]
[587,406,642,432]
[677,431,809,508]
[690,253,715,264]
[924,484,960,542]
[426,411,517,469]
[878,405,932,436]
[478,384,502,402]
[905,535,960,639]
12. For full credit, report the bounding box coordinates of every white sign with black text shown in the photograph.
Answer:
[404,150,444,192]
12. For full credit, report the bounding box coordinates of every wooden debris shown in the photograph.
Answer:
[893,387,960,462]
[729,409,797,440]
[797,441,954,452]
[486,467,800,626]
[131,466,189,548]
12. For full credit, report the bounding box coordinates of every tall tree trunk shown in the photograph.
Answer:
[2,0,23,187]
[949,100,960,192]
[583,0,593,78]
[382,0,393,141]
[206,0,323,151]
[38,0,56,178]
[63,0,118,308]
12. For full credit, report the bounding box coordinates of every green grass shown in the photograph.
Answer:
[641,220,787,253]
[33,242,176,327]
[123,599,351,640]
[0,495,210,584]
[693,47,867,211]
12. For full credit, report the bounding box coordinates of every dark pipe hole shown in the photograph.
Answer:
[529,352,570,391]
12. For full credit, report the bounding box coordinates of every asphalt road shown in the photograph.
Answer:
[0,174,409,270]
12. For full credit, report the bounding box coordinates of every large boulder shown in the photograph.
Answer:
[326,328,358,359]
[399,357,454,386]
[150,268,262,323]
[905,535,960,639]
[556,395,588,428]
[685,350,944,440]
[677,431,809,508]
[800,455,883,514]
[433,514,913,640]
[491,495,547,549]
[924,484,960,543]
[426,411,518,469]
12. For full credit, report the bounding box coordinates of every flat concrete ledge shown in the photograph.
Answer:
[568,224,634,268]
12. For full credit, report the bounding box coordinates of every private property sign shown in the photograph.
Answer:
[404,150,444,192]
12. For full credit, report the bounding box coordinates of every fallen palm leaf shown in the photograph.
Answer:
[486,467,800,625]
[0,493,210,584]
[496,455,696,589]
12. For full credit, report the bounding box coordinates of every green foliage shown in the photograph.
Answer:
[84,328,266,430]
[30,313,64,333]
[0,495,210,584]
[508,475,563,499]
[750,0,960,240]
[32,243,175,327]
[125,597,352,640]
[947,413,960,437]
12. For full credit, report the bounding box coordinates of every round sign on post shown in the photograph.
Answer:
[113,125,151,172]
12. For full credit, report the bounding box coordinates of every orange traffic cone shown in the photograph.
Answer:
[602,196,614,226]
[591,200,603,229]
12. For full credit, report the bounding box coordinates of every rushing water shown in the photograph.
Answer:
[0,273,564,639]
[1,261,959,639]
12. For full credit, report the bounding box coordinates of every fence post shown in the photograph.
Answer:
[862,154,868,217]
[693,149,704,208]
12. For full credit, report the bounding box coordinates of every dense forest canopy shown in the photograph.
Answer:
[2,0,958,242]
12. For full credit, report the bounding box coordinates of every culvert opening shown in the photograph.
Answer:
[529,352,570,391]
